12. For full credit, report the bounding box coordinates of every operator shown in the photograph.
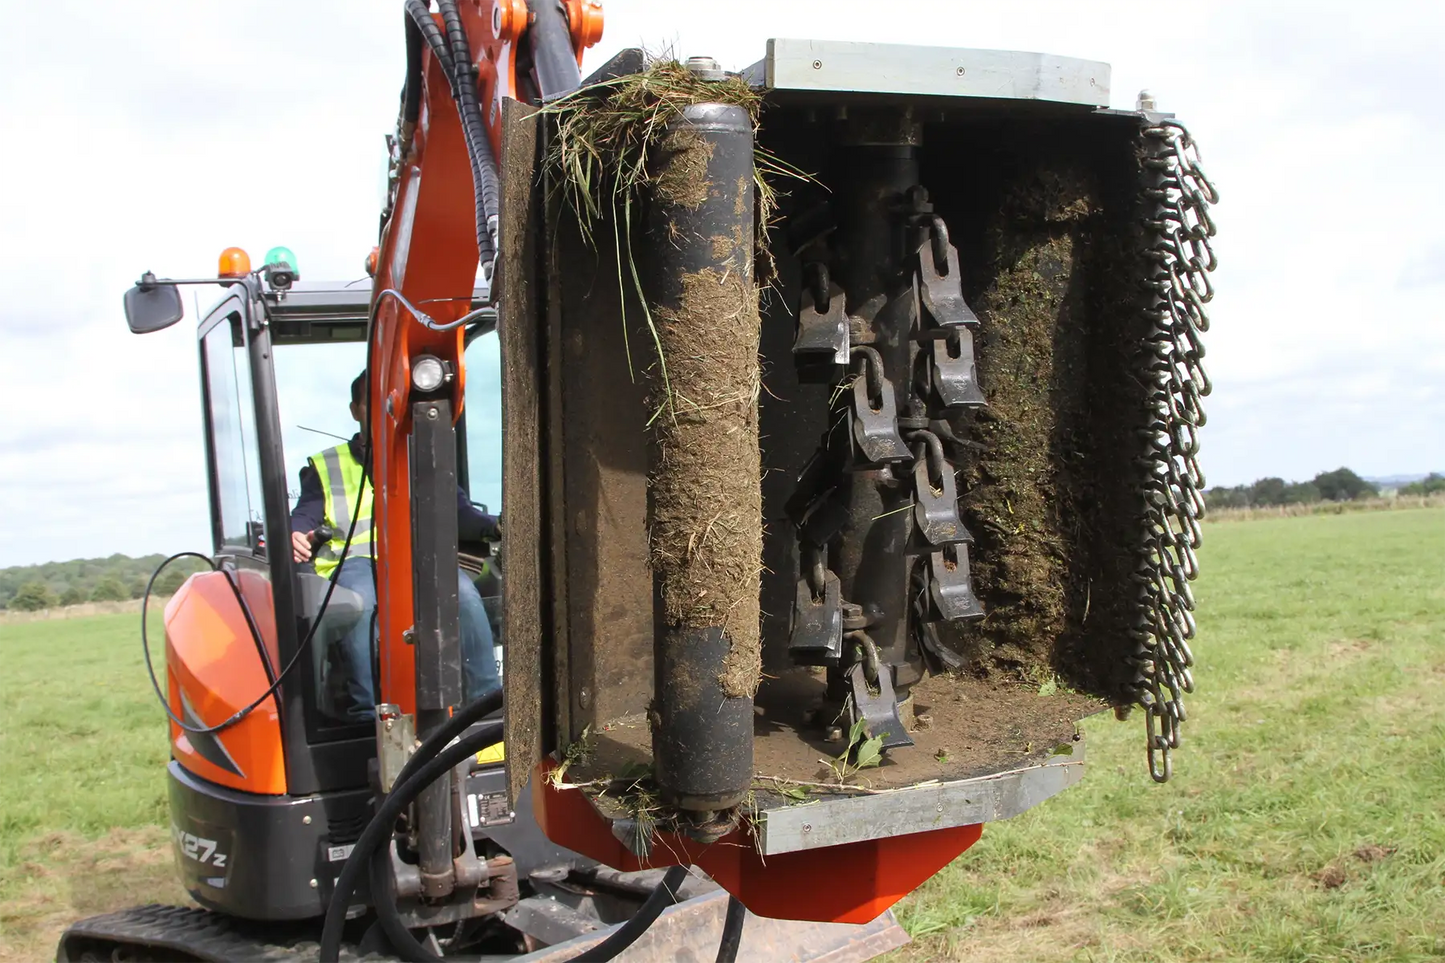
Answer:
[290,372,500,721]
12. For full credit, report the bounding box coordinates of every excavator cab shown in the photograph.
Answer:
[69,266,907,960]
[117,271,522,920]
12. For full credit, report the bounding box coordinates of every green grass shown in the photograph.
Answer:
[892,509,1445,962]
[0,613,180,961]
[1,510,1442,961]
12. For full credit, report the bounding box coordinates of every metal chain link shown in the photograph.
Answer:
[1132,119,1219,782]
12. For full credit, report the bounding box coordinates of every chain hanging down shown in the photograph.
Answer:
[1131,118,1219,782]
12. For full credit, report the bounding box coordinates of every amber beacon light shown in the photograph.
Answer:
[217,247,252,278]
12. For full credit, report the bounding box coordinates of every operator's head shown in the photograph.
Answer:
[350,372,367,425]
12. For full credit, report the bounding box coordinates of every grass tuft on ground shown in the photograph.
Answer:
[0,614,187,962]
[890,509,1445,962]
[1,509,1441,961]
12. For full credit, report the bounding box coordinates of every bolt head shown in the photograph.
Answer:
[1137,88,1157,112]
[812,59,823,70]
[303,815,313,825]
[309,878,318,889]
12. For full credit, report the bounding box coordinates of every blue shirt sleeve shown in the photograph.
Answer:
[291,462,326,534]
[457,487,500,542]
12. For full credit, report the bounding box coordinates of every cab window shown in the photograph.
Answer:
[271,342,368,512]
[462,331,502,513]
[202,315,265,552]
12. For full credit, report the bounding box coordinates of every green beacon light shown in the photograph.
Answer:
[262,246,299,291]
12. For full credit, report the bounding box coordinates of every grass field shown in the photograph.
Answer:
[1,509,1442,961]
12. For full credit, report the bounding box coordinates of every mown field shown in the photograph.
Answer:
[1,509,1442,962]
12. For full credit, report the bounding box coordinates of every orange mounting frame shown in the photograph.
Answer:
[368,3,600,714]
[530,760,983,924]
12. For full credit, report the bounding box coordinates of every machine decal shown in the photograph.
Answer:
[173,824,229,871]
[178,689,245,778]
[327,844,355,863]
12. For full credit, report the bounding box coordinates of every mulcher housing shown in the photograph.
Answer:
[500,39,1211,866]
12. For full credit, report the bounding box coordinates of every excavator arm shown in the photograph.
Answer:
[363,0,602,918]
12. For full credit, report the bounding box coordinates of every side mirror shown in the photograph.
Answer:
[123,272,184,334]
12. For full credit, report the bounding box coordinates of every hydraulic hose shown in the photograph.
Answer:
[565,865,690,963]
[402,0,498,270]
[140,445,369,736]
[714,895,746,963]
[402,8,424,127]
[436,0,501,266]
[319,718,504,963]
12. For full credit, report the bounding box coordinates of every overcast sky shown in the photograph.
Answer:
[1,0,1440,568]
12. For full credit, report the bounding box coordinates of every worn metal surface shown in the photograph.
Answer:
[746,39,1110,107]
[547,156,655,744]
[409,397,461,897]
[645,102,759,816]
[498,97,546,806]
[759,743,1085,855]
[518,888,910,963]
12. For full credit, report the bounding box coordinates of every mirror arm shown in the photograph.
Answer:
[134,276,251,290]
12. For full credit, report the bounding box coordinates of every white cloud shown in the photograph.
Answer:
[0,0,1440,565]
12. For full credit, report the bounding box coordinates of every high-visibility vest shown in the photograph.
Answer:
[310,443,374,578]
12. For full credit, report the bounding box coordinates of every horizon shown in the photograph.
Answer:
[2,1,1441,567]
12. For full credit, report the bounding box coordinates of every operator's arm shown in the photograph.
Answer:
[291,463,325,562]
[292,464,325,533]
[457,488,500,542]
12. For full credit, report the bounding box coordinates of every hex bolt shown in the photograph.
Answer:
[427,406,438,420]
[1137,89,1157,112]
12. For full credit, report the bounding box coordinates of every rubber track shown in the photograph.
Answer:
[57,904,361,962]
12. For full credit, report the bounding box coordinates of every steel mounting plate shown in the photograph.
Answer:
[744,39,1110,108]
[756,741,1084,856]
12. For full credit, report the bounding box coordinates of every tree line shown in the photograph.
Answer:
[0,554,209,612]
[1205,467,1440,511]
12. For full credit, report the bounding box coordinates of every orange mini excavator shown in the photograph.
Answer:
[65,1,1216,960]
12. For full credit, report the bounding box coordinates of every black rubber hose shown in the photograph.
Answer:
[566,865,690,963]
[370,844,441,962]
[404,0,456,80]
[403,0,497,267]
[435,0,500,263]
[344,683,685,963]
[402,8,424,125]
[319,719,504,963]
[714,895,747,963]
[321,688,503,962]
[360,689,504,963]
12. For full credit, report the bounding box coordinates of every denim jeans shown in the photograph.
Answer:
[333,558,500,722]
